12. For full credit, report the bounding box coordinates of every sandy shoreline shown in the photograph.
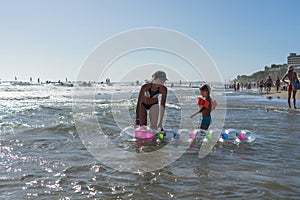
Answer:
[262,89,300,100]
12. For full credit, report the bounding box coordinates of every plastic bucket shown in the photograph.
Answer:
[135,129,153,140]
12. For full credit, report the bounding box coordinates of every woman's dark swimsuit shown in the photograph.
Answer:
[142,102,158,110]
[142,83,160,110]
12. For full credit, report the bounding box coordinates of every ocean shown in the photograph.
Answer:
[0,83,299,199]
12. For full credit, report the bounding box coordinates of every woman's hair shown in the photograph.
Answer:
[200,84,211,95]
[152,70,168,81]
[287,65,294,74]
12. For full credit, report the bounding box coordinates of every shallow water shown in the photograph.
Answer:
[0,84,299,199]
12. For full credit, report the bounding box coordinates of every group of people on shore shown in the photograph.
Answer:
[258,76,282,94]
[233,77,282,94]
[232,82,252,91]
[234,65,299,109]
[260,66,299,109]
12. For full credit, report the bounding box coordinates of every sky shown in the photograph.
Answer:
[0,0,300,82]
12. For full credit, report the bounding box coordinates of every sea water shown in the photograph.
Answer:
[0,83,299,199]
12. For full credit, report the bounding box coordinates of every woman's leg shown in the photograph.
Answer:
[139,104,148,126]
[293,90,297,108]
[149,104,159,130]
[287,89,292,108]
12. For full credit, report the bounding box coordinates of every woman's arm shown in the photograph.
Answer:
[135,85,145,125]
[282,74,288,84]
[158,86,167,129]
[295,72,299,79]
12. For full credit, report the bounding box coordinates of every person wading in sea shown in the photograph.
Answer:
[135,71,168,130]
[282,65,299,109]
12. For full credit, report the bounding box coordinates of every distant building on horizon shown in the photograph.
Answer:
[288,53,300,66]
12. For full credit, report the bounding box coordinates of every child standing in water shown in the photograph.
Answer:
[191,84,213,130]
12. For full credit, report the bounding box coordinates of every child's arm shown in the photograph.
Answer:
[190,110,200,118]
[190,108,204,118]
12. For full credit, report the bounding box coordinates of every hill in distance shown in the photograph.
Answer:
[235,64,300,83]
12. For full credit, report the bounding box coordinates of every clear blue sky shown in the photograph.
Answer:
[0,0,299,81]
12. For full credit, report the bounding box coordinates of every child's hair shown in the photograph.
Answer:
[200,84,211,94]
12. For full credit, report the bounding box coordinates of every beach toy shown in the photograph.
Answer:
[292,80,300,90]
[234,138,241,144]
[189,129,207,141]
[224,129,238,140]
[219,129,239,143]
[218,137,224,143]
[219,129,256,144]
[157,132,164,140]
[199,129,208,136]
[189,133,196,139]
[219,130,228,142]
[212,98,218,110]
[156,130,179,140]
[120,126,135,139]
[202,131,212,142]
[135,127,153,140]
[206,133,212,139]
[197,97,210,108]
[221,131,229,139]
[173,132,180,139]
[237,131,246,140]
[157,131,167,140]
[121,126,256,145]
[178,129,192,142]
[241,130,256,143]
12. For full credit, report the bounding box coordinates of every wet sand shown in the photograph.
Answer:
[262,89,300,100]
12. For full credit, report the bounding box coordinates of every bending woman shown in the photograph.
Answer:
[135,71,168,130]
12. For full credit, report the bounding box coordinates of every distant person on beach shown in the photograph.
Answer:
[135,71,168,130]
[237,82,240,91]
[247,82,252,90]
[259,80,264,93]
[191,84,214,130]
[282,66,298,109]
[266,76,273,93]
[233,82,237,91]
[275,77,281,92]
